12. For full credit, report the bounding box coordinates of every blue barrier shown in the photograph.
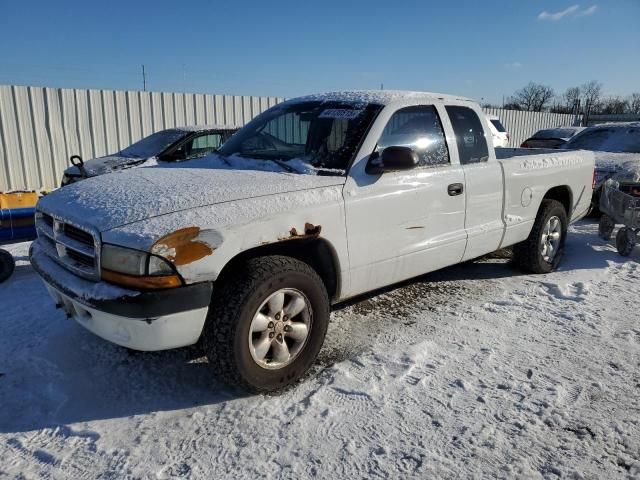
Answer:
[0,207,37,245]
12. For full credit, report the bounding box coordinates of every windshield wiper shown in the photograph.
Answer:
[267,158,300,174]
[236,153,301,174]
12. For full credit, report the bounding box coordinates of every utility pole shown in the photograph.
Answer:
[142,65,146,91]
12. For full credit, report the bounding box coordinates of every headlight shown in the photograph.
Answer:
[101,244,182,289]
[102,244,148,275]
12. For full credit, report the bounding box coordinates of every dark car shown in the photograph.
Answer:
[520,127,584,149]
[562,122,640,211]
[61,125,238,186]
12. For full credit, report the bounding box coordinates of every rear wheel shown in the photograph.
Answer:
[203,255,329,393]
[513,200,568,274]
[0,249,15,283]
[598,214,615,240]
[616,227,636,257]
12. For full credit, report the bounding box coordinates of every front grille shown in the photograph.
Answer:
[66,248,96,268]
[42,213,54,227]
[63,224,94,245]
[35,211,100,280]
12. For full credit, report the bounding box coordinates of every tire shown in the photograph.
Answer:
[513,199,568,274]
[0,249,15,283]
[203,255,329,393]
[598,214,615,241]
[616,227,636,257]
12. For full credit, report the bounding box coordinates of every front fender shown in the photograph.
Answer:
[101,187,348,284]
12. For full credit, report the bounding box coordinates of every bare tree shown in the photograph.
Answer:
[581,80,603,115]
[628,93,640,114]
[600,96,629,115]
[563,86,581,113]
[511,82,555,112]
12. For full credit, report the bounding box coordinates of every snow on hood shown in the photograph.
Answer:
[38,161,345,232]
[593,151,640,171]
[610,159,640,184]
[65,155,150,178]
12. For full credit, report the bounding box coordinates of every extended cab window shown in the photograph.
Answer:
[377,106,449,166]
[446,106,489,164]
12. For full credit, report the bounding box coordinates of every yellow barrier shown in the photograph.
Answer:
[0,191,39,210]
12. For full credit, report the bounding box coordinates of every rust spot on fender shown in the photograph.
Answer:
[275,223,322,242]
[152,227,213,266]
[304,222,322,235]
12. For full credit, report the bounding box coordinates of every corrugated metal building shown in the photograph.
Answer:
[0,84,581,191]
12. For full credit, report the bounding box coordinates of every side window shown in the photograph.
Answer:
[182,133,223,159]
[445,106,489,164]
[377,105,449,166]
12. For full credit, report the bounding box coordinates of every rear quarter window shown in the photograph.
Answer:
[446,106,489,164]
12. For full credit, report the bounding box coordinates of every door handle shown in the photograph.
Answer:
[448,183,464,196]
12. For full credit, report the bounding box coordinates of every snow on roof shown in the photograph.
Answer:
[284,90,475,107]
[174,124,241,132]
[592,121,640,128]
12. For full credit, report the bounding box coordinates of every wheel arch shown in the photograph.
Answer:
[541,185,573,220]
[213,237,342,302]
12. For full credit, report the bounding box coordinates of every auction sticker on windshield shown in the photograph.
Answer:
[319,109,363,120]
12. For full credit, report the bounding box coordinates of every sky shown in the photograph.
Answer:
[0,0,638,104]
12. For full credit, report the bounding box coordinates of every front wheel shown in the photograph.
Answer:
[513,199,568,274]
[203,255,329,393]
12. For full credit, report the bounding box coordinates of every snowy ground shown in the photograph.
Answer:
[1,221,639,479]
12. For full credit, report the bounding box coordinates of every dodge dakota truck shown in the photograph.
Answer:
[30,91,595,392]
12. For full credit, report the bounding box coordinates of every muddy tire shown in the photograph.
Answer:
[598,214,615,241]
[513,199,568,274]
[0,249,15,283]
[616,227,636,257]
[203,255,329,393]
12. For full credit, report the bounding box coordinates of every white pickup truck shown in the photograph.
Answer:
[30,91,595,392]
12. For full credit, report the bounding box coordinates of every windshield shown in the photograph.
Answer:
[119,129,187,159]
[534,128,580,139]
[565,126,640,153]
[217,101,382,175]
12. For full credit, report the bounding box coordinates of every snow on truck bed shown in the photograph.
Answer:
[1,221,639,478]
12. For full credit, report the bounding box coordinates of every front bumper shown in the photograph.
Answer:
[30,244,213,351]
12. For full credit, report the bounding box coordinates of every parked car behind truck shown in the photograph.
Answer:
[562,122,640,211]
[61,125,238,185]
[486,114,509,147]
[30,90,595,392]
[520,126,584,149]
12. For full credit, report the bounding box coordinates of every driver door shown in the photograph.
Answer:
[343,104,467,297]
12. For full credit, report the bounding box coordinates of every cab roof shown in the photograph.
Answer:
[285,90,475,107]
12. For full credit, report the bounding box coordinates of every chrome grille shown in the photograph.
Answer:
[36,211,100,280]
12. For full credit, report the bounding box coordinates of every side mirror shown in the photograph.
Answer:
[366,146,419,174]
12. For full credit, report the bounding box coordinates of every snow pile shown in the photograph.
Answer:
[1,222,639,478]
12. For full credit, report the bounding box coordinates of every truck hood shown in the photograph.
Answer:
[64,154,149,178]
[39,165,345,232]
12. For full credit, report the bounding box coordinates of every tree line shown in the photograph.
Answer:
[490,81,640,116]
